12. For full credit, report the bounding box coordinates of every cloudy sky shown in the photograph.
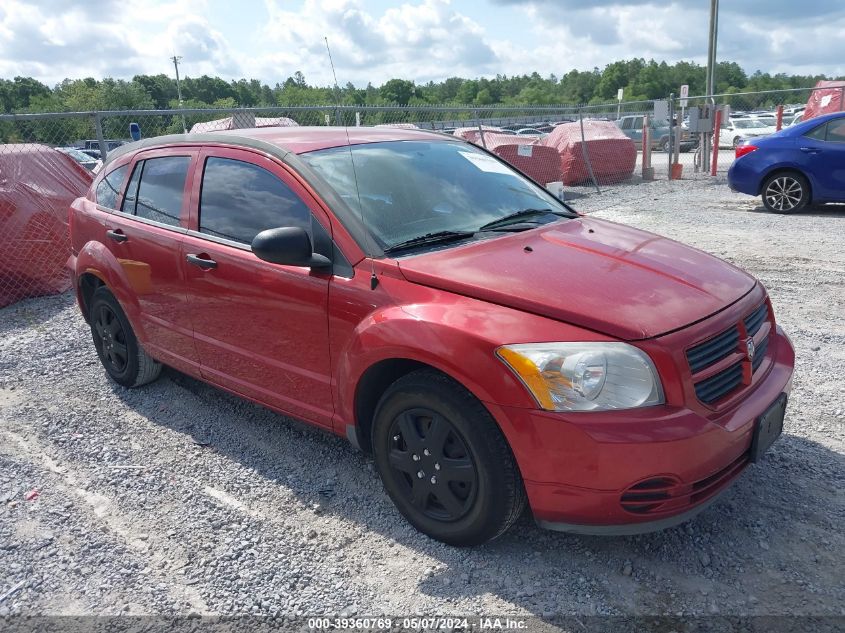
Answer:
[1,0,843,87]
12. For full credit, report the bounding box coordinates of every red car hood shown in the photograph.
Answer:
[396,217,756,340]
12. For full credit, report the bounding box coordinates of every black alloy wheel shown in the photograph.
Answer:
[94,302,129,374]
[88,286,162,387]
[372,369,526,546]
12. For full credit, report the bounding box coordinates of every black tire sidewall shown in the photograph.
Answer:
[762,171,809,214]
[89,288,141,387]
[372,373,522,546]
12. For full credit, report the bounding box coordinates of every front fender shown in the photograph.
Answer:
[334,288,615,435]
[74,240,148,342]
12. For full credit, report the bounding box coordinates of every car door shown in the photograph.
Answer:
[181,147,334,428]
[628,116,644,144]
[799,119,845,201]
[102,148,200,375]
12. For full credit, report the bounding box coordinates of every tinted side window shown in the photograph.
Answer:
[199,157,311,244]
[96,164,128,209]
[804,123,827,141]
[826,119,845,143]
[133,157,190,227]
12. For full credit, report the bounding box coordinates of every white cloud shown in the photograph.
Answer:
[256,0,498,85]
[0,0,842,89]
[0,0,244,84]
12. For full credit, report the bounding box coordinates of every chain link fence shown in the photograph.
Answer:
[1,86,840,307]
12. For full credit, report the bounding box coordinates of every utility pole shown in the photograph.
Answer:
[703,0,719,172]
[171,55,187,134]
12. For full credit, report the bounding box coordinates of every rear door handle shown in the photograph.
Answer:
[186,253,217,270]
[799,147,821,154]
[106,229,128,243]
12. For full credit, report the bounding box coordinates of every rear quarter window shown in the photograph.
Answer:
[95,164,128,209]
[826,120,845,143]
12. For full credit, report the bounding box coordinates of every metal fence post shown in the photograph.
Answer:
[578,108,600,194]
[667,94,674,179]
[94,112,108,161]
[474,110,487,148]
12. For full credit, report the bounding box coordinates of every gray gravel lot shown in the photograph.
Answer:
[1,177,843,620]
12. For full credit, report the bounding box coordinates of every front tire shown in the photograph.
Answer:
[372,369,526,546]
[761,171,810,213]
[89,286,162,387]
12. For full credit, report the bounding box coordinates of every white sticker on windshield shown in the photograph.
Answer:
[458,151,514,175]
[517,144,533,157]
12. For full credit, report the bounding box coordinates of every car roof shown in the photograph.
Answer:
[108,126,451,162]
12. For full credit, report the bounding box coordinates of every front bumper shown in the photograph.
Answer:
[486,326,795,534]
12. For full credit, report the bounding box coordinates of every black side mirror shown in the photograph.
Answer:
[251,227,332,269]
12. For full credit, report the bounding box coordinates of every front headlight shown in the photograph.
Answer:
[496,342,664,412]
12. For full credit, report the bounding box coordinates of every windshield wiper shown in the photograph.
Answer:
[477,208,568,232]
[383,230,476,254]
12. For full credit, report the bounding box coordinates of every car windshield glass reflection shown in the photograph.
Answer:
[735,120,769,129]
[301,140,574,251]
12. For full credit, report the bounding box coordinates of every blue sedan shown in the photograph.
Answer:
[728,112,845,213]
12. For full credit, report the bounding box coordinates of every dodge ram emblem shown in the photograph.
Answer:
[746,337,755,362]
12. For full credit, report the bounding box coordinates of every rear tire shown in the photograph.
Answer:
[89,286,162,387]
[372,369,526,546]
[761,171,810,213]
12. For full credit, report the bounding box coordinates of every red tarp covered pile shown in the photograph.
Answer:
[540,120,636,185]
[477,133,562,185]
[452,126,504,143]
[803,81,845,120]
[190,116,299,133]
[0,144,93,308]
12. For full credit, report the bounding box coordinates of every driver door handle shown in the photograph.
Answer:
[186,253,217,270]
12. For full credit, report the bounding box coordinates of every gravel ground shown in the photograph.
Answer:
[0,177,843,622]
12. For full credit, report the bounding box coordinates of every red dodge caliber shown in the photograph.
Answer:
[68,127,794,545]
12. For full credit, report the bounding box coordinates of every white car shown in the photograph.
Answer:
[787,112,803,127]
[718,118,777,148]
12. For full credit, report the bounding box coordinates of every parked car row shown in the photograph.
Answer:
[616,115,696,152]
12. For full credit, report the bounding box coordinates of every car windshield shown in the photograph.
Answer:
[735,119,769,129]
[301,140,575,251]
[57,147,94,162]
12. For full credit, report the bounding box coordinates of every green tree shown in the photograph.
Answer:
[380,79,417,105]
